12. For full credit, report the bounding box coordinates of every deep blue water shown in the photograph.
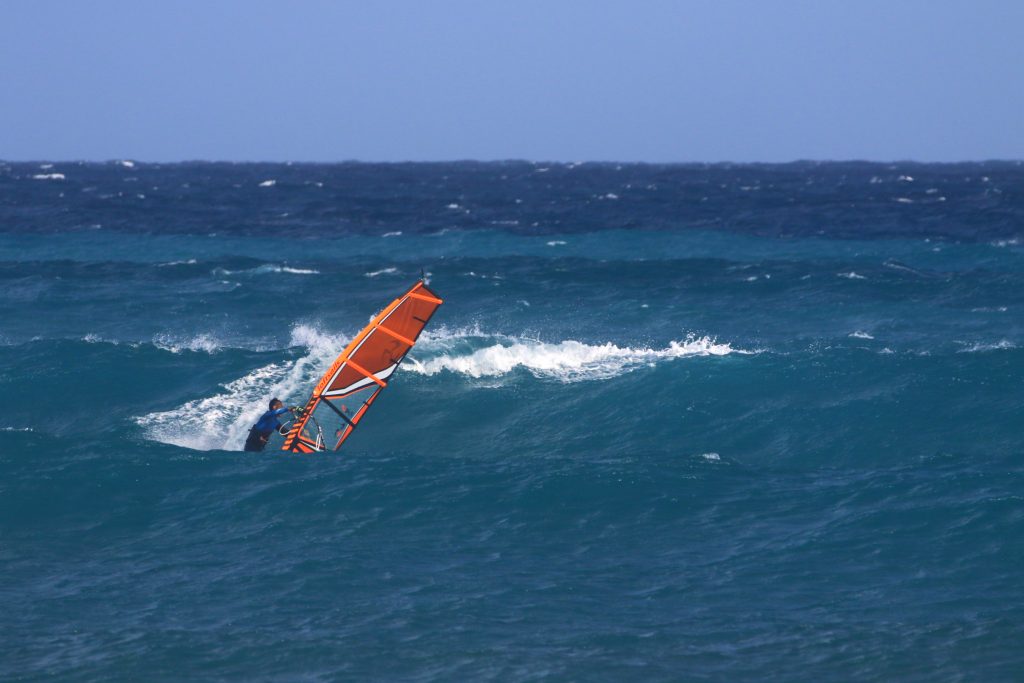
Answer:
[1,160,1022,682]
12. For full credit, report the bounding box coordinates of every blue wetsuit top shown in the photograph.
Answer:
[253,407,290,436]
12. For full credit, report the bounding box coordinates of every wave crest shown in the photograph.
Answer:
[135,325,746,450]
[408,331,745,382]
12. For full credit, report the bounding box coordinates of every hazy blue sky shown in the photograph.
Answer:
[2,1,1021,162]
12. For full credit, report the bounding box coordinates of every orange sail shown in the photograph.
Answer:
[282,280,443,453]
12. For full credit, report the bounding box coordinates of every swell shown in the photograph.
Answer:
[3,332,1020,471]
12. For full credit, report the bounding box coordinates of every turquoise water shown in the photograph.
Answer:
[2,161,1023,681]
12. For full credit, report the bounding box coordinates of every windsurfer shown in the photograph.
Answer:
[244,398,296,452]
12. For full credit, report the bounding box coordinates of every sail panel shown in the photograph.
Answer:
[282,280,442,453]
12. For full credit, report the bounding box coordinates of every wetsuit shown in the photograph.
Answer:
[244,407,291,452]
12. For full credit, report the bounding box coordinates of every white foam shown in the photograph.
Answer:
[79,334,145,348]
[258,179,276,187]
[992,238,1020,248]
[546,240,567,247]
[958,340,1016,353]
[118,160,136,168]
[838,272,867,280]
[365,267,398,278]
[849,331,875,340]
[136,325,749,450]
[446,203,461,209]
[33,173,65,180]
[699,452,721,462]
[215,264,319,276]
[898,175,914,182]
[153,333,223,354]
[406,333,747,382]
[895,197,914,204]
[157,259,198,267]
[1,427,34,432]
[136,325,351,450]
[382,231,402,237]
[603,193,619,200]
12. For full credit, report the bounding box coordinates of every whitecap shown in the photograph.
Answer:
[838,272,867,280]
[958,340,1016,353]
[382,231,402,237]
[258,179,276,187]
[364,267,398,278]
[699,452,721,462]
[118,160,136,168]
[153,333,223,354]
[406,333,749,383]
[219,264,319,276]
[32,173,65,180]
[546,240,567,247]
[849,331,875,340]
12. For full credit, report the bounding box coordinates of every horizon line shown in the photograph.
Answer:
[4,157,1024,166]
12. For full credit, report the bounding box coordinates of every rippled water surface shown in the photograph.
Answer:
[2,161,1022,681]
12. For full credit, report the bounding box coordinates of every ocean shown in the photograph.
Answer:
[1,160,1022,681]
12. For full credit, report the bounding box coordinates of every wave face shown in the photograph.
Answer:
[2,161,1024,682]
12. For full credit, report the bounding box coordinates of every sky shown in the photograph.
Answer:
[1,0,1021,162]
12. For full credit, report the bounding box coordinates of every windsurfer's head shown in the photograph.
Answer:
[269,398,283,410]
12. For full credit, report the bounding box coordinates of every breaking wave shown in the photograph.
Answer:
[135,325,351,450]
[135,324,747,449]
[407,330,747,382]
